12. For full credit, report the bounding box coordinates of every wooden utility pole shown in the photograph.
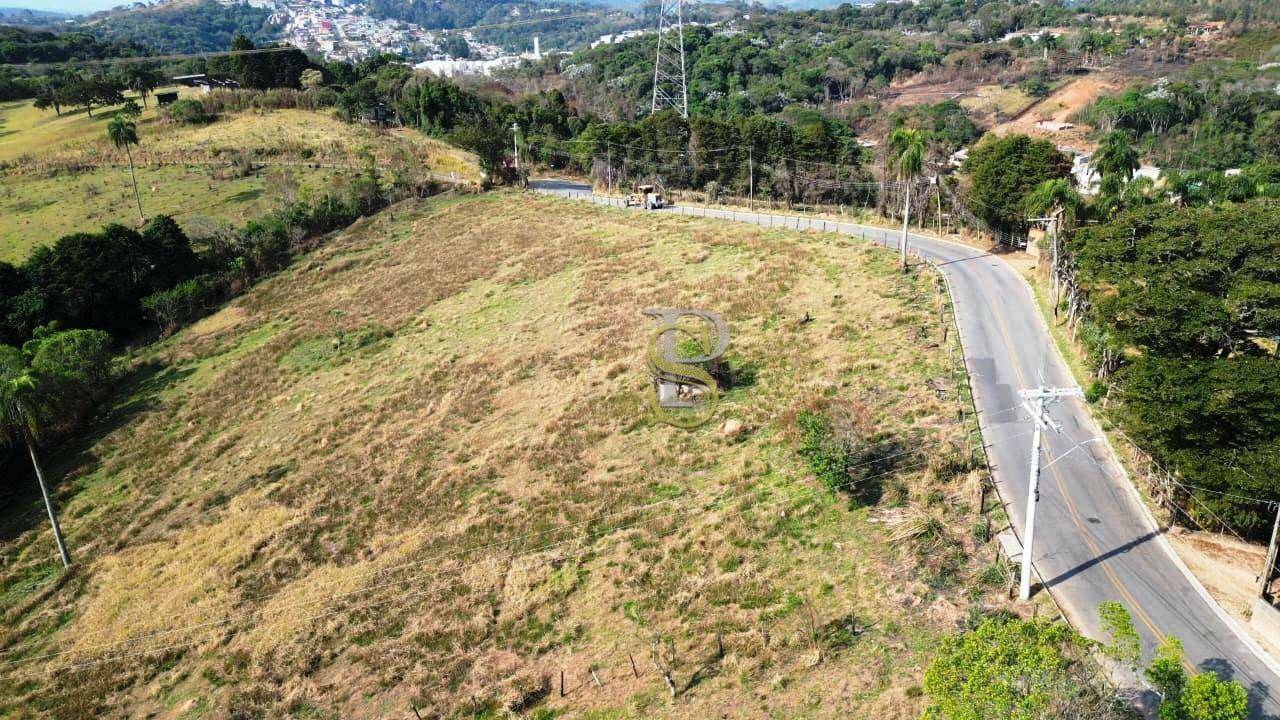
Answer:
[1259,503,1280,599]
[748,148,754,211]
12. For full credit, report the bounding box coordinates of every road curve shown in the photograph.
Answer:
[531,179,1280,718]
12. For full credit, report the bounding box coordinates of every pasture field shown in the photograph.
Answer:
[0,104,478,262]
[0,192,1000,719]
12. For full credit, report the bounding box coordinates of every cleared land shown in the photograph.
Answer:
[989,74,1133,150]
[0,192,995,719]
[0,105,478,262]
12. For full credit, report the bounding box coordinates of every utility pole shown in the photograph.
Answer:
[748,148,754,210]
[606,147,612,192]
[650,0,688,117]
[899,178,912,271]
[511,122,520,170]
[1027,210,1064,315]
[1260,503,1280,599]
[1017,385,1082,600]
[24,430,70,569]
[933,175,943,239]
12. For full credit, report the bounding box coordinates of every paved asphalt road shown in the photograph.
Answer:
[532,179,1280,717]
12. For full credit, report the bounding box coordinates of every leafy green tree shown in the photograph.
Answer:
[922,616,1125,720]
[1095,131,1140,190]
[117,63,161,107]
[299,68,324,91]
[1070,200,1280,533]
[1179,673,1249,720]
[107,115,144,223]
[887,127,925,271]
[1098,600,1141,670]
[963,133,1071,236]
[442,33,471,60]
[0,345,71,568]
[24,218,197,335]
[1145,636,1247,720]
[450,113,513,187]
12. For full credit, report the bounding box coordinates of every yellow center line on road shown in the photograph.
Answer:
[968,269,1175,653]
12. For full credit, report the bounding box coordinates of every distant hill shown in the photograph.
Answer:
[0,24,146,64]
[74,0,275,53]
[0,6,72,24]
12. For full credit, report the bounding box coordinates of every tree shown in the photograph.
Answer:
[922,616,1125,720]
[1146,636,1247,720]
[450,112,511,187]
[118,63,161,107]
[299,68,324,91]
[0,345,71,568]
[1179,673,1249,720]
[1094,131,1140,190]
[107,115,144,224]
[887,127,925,271]
[443,33,471,60]
[964,133,1071,237]
[1023,177,1083,311]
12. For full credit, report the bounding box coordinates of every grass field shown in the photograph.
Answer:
[0,164,341,263]
[0,87,194,163]
[0,103,479,263]
[0,192,997,719]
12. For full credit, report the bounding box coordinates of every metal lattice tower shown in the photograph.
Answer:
[650,0,688,118]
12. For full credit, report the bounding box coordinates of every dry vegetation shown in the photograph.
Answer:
[3,105,477,180]
[0,105,479,261]
[0,192,1000,718]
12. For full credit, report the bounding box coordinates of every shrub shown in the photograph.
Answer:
[163,98,216,125]
[795,401,902,499]
[141,275,226,335]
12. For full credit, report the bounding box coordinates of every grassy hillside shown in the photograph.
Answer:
[0,90,195,163]
[0,103,478,263]
[0,192,996,719]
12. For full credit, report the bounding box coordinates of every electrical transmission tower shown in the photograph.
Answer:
[650,0,688,118]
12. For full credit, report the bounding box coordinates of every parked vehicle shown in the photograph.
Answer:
[626,184,665,210]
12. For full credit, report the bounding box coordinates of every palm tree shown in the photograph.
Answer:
[0,347,71,568]
[887,128,926,271]
[1024,178,1083,313]
[1094,131,1139,187]
[107,115,145,224]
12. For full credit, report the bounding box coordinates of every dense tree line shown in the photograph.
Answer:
[0,25,145,65]
[516,0,1169,121]
[0,25,147,100]
[1067,199,1280,535]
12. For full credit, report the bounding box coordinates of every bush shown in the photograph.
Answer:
[795,401,902,499]
[142,275,226,335]
[163,97,216,125]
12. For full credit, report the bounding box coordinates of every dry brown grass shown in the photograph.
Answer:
[0,191,996,719]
